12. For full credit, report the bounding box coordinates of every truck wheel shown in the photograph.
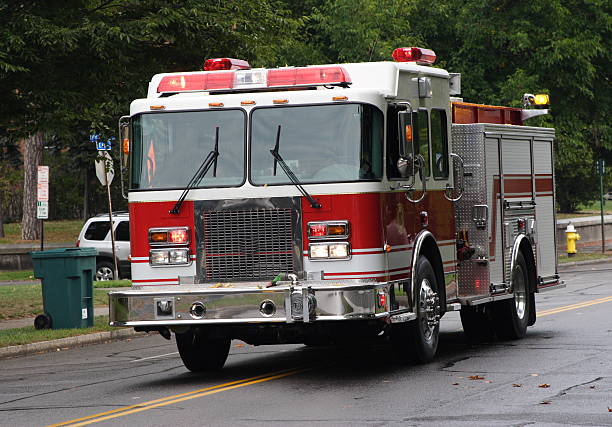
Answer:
[175,329,231,372]
[460,305,496,342]
[392,256,440,363]
[492,252,531,339]
[95,261,115,281]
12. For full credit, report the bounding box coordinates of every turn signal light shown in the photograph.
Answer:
[203,58,251,71]
[308,221,349,239]
[149,227,190,246]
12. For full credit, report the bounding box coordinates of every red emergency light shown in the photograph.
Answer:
[203,58,251,71]
[157,66,351,94]
[267,67,351,87]
[392,47,436,65]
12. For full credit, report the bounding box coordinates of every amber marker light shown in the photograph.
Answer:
[150,105,165,110]
[332,96,348,101]
[241,100,256,105]
[273,99,289,104]
[149,231,168,243]
[122,138,130,155]
[534,94,550,106]
[209,102,224,107]
[328,224,347,236]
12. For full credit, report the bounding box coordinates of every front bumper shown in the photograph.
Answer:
[109,280,412,327]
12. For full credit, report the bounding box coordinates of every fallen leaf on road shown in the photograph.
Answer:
[538,384,550,388]
[608,407,612,412]
[540,400,551,405]
[512,384,522,387]
[530,373,539,377]
[468,375,485,380]
[452,383,459,386]
[589,385,596,389]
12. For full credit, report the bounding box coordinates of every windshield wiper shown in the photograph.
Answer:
[169,127,220,215]
[270,125,321,209]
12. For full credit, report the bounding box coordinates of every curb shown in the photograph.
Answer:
[0,328,147,360]
[558,258,612,269]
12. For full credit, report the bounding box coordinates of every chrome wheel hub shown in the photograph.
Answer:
[418,279,440,340]
[513,265,527,320]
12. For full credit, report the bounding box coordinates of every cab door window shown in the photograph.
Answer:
[431,109,449,179]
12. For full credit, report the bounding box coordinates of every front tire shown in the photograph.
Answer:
[392,256,441,363]
[175,328,231,372]
[492,251,531,339]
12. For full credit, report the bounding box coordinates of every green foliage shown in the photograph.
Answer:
[0,0,609,214]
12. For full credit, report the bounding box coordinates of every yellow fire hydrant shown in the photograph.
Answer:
[565,223,580,257]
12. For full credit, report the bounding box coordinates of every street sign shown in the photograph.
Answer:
[37,201,49,219]
[597,158,606,176]
[91,134,112,150]
[37,166,49,219]
[95,151,114,186]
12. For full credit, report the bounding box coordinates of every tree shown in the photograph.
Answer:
[0,1,295,237]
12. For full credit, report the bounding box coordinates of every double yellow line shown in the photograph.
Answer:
[538,295,612,317]
[49,367,311,427]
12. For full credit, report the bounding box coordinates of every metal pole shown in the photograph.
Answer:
[104,161,119,280]
[600,159,605,253]
[40,220,44,251]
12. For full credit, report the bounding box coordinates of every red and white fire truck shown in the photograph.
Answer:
[110,47,561,371]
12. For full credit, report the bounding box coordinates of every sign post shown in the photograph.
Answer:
[94,137,119,280]
[598,159,606,253]
[37,166,49,251]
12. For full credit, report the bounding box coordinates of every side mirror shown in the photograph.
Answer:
[118,116,130,199]
[398,109,414,159]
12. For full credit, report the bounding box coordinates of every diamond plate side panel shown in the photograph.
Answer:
[452,124,490,297]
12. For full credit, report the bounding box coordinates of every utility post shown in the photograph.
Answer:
[598,158,606,253]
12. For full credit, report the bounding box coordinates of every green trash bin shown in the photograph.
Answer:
[31,247,97,329]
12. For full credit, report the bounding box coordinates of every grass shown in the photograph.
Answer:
[0,219,83,244]
[0,284,126,320]
[0,270,36,281]
[0,315,120,348]
[558,251,612,264]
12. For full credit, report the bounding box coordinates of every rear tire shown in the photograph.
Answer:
[492,252,531,339]
[95,261,115,281]
[175,328,230,372]
[392,256,440,364]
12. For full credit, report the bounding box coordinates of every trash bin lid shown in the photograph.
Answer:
[31,247,98,258]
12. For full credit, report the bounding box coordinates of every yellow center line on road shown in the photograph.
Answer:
[538,295,612,317]
[48,367,312,427]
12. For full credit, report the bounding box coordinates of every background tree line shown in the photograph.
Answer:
[0,0,609,239]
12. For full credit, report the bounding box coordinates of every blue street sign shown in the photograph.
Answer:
[96,140,112,150]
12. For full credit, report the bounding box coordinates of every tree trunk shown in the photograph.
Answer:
[21,132,43,240]
[0,207,4,238]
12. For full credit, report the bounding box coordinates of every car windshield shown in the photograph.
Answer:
[130,110,245,189]
[250,103,383,185]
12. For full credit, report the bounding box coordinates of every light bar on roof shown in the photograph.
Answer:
[392,47,436,65]
[156,66,351,94]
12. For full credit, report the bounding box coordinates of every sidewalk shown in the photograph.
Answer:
[0,306,109,330]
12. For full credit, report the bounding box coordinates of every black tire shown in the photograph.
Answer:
[491,251,531,339]
[175,328,231,372]
[95,260,115,281]
[392,256,441,364]
[34,313,52,330]
[460,305,496,342]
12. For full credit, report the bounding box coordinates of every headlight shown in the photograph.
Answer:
[309,242,350,260]
[150,248,190,266]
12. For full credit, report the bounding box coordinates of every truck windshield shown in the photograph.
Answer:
[130,110,245,189]
[250,103,383,185]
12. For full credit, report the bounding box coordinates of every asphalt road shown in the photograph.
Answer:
[1,263,611,426]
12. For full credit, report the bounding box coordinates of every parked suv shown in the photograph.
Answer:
[76,212,130,280]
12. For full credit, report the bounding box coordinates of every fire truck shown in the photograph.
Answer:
[110,47,561,371]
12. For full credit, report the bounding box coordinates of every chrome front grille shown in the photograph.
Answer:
[202,208,295,281]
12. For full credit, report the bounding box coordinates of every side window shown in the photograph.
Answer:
[115,221,130,241]
[431,109,449,179]
[415,109,430,178]
[84,221,110,241]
